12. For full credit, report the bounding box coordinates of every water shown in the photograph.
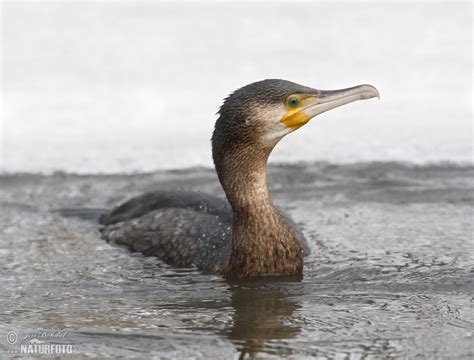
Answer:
[1,1,473,357]
[2,1,472,173]
[1,162,473,358]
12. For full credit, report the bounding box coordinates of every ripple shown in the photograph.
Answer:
[0,163,472,358]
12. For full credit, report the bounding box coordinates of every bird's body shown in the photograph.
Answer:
[100,79,379,278]
[100,191,310,273]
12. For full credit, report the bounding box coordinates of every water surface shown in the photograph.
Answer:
[0,162,473,358]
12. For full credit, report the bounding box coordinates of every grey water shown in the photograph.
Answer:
[0,162,473,358]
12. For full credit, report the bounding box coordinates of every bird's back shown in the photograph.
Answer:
[102,207,233,272]
[100,190,232,226]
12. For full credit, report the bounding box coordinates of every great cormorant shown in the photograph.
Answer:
[101,79,379,278]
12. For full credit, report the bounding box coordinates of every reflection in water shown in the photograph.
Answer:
[224,277,302,359]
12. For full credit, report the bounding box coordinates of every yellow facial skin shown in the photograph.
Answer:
[280,85,380,130]
[280,94,318,129]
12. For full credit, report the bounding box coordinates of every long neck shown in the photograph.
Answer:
[218,144,272,210]
[214,142,303,278]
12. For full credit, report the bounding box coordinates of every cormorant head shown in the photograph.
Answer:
[212,79,379,183]
[213,79,378,154]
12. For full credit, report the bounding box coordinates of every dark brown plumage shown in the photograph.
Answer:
[101,80,314,277]
[99,79,379,277]
[100,189,309,273]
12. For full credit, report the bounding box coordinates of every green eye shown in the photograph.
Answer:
[287,96,299,107]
